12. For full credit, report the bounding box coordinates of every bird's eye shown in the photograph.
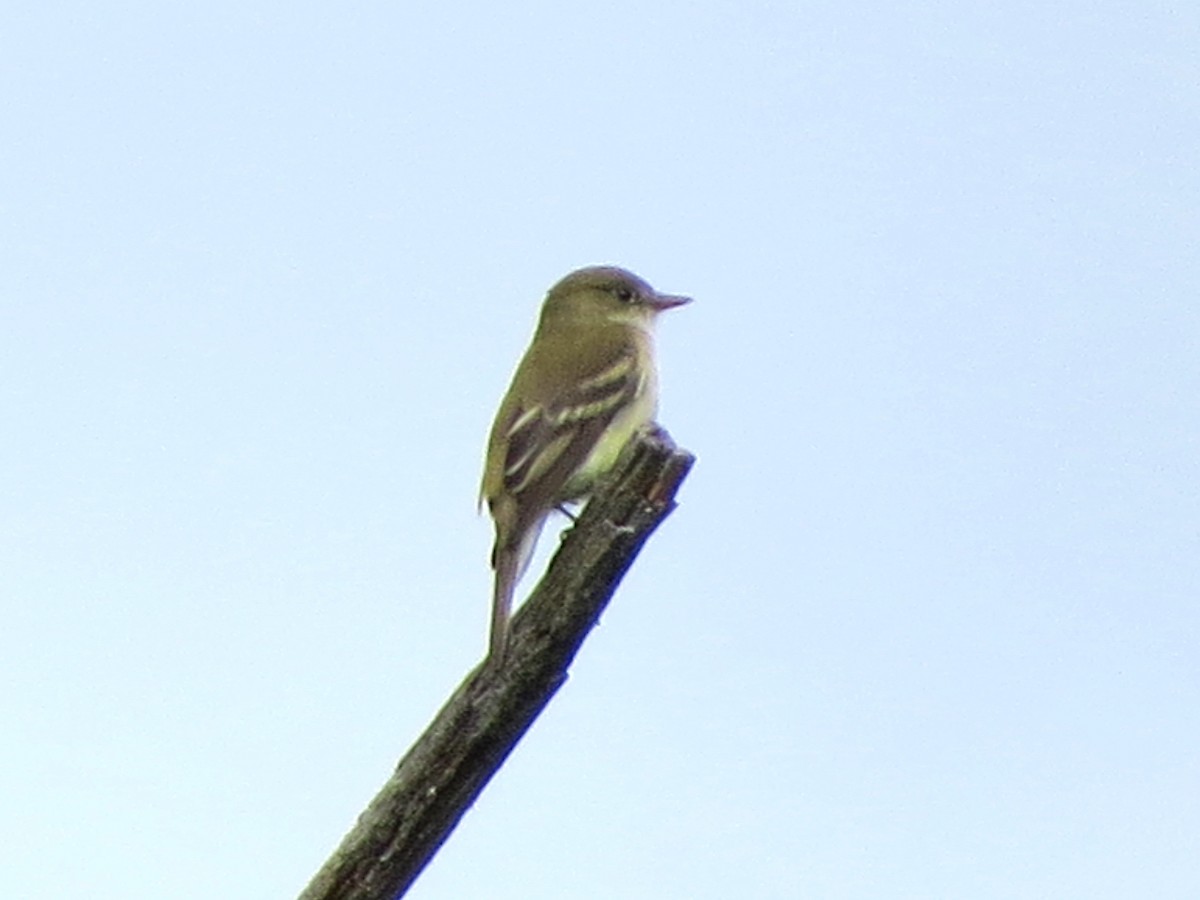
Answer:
[614,286,635,303]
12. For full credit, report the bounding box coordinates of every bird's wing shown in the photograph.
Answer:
[499,349,642,509]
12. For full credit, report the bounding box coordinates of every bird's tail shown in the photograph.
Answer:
[488,514,547,662]
[489,550,519,661]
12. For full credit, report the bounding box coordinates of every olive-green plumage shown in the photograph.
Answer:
[480,266,690,660]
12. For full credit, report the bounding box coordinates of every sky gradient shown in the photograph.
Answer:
[3,2,1198,897]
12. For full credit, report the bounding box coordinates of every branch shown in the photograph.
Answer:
[297,427,695,900]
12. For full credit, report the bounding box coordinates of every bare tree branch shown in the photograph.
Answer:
[297,427,695,900]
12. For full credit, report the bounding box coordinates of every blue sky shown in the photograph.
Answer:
[3,2,1198,898]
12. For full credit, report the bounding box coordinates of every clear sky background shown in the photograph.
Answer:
[3,2,1198,898]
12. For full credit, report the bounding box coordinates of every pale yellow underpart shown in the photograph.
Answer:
[560,366,656,500]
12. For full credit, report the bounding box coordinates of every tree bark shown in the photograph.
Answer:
[297,427,695,900]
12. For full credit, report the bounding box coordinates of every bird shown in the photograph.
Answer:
[479,265,690,661]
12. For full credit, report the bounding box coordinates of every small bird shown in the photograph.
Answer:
[480,266,690,660]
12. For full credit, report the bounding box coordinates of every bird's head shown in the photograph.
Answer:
[540,266,691,328]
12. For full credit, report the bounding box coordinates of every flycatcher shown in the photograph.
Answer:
[480,265,690,660]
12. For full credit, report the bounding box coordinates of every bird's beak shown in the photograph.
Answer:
[648,293,692,311]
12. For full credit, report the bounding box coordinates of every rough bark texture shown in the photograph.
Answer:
[298,427,694,900]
